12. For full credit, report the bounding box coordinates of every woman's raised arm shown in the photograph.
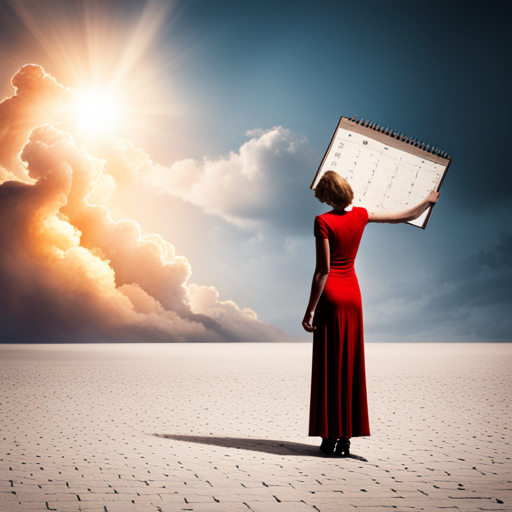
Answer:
[368,190,440,224]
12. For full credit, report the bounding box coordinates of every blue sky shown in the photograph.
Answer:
[0,0,510,341]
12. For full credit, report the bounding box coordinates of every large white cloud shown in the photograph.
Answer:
[144,126,319,233]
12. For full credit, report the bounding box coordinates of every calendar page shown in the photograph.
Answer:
[311,117,450,229]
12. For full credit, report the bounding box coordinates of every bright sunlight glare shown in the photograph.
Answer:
[78,93,120,133]
[5,0,179,154]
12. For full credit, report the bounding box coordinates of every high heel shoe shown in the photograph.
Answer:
[319,438,337,454]
[335,437,351,457]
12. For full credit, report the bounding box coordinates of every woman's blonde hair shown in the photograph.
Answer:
[314,170,354,209]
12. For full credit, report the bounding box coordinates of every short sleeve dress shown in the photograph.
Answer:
[309,206,370,439]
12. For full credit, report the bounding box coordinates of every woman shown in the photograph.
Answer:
[302,170,439,456]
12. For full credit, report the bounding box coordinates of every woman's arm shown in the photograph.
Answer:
[302,237,330,332]
[368,190,440,224]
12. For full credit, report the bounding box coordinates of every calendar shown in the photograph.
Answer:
[311,117,450,229]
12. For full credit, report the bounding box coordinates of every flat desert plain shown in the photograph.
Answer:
[0,342,510,512]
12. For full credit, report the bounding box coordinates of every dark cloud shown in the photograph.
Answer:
[365,232,512,342]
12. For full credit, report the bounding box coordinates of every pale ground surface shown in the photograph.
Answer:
[0,342,510,512]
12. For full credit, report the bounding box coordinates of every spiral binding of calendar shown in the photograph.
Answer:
[348,115,450,159]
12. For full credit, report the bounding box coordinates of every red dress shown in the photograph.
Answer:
[309,207,370,439]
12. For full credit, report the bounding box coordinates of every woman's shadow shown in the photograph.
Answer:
[152,434,367,461]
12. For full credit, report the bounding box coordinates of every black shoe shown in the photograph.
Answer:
[335,437,351,457]
[319,438,336,454]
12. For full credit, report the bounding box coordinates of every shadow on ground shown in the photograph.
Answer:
[152,434,367,461]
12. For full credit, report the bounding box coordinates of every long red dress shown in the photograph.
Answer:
[309,206,370,439]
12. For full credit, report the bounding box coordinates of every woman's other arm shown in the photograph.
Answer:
[302,237,330,332]
[368,190,440,224]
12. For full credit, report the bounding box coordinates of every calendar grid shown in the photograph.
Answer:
[311,116,451,229]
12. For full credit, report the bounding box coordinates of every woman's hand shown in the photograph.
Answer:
[426,189,440,205]
[302,310,315,332]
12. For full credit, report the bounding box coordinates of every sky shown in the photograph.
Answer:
[0,0,510,342]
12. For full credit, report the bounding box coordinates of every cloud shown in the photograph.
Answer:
[145,126,319,234]
[0,65,288,343]
[364,231,512,342]
[0,64,77,183]
[188,284,284,341]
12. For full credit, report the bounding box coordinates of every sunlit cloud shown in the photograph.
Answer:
[0,64,287,343]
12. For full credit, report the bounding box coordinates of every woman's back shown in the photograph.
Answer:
[314,207,368,279]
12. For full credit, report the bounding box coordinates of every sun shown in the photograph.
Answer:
[77,92,120,133]
[7,0,179,154]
